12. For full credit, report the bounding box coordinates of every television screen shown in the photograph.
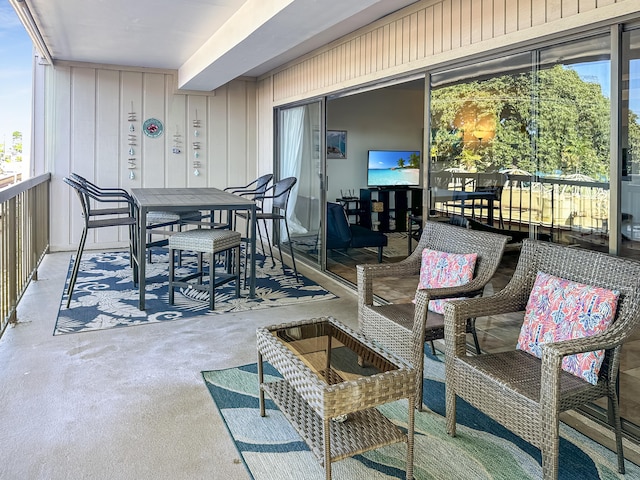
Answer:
[367,150,421,187]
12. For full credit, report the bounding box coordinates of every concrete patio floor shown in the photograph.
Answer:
[2,250,639,479]
[0,251,360,479]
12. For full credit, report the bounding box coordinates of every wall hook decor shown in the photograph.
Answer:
[192,112,203,174]
[126,103,137,179]
[172,127,182,155]
[128,101,136,122]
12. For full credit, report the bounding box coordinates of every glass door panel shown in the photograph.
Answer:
[429,52,534,237]
[618,27,640,437]
[621,29,640,259]
[277,101,323,271]
[536,35,611,247]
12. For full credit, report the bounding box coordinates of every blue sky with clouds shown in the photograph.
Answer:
[0,1,33,150]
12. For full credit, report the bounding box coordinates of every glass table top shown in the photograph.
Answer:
[272,319,399,385]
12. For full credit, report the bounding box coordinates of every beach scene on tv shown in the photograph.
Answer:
[367,150,421,187]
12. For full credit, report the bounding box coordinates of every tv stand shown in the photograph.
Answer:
[360,188,422,233]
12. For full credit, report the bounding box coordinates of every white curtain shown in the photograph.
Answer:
[279,106,308,240]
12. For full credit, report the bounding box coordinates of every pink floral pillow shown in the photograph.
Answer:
[517,271,619,385]
[415,248,477,314]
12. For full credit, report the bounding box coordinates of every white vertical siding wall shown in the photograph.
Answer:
[266,0,637,104]
[48,65,257,251]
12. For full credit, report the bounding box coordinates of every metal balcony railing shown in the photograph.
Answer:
[431,172,611,243]
[0,173,51,337]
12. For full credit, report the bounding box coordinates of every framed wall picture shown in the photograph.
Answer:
[327,130,347,159]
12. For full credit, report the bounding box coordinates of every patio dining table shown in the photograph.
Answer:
[131,187,257,310]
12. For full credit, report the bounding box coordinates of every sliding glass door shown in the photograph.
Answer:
[618,25,640,439]
[275,100,324,271]
[429,35,612,249]
[429,27,640,438]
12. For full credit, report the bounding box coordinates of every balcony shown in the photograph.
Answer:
[1,174,639,477]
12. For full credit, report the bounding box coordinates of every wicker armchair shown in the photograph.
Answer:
[357,221,508,410]
[444,239,640,479]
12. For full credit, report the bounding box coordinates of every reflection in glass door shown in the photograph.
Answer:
[430,52,534,237]
[621,28,640,259]
[276,101,323,271]
[536,35,611,247]
[618,26,640,438]
[429,36,613,250]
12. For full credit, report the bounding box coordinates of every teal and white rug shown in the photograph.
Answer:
[55,249,337,335]
[202,351,639,479]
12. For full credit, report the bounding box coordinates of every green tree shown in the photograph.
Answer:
[11,131,23,162]
[430,65,614,179]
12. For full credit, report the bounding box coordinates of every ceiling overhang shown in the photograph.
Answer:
[12,0,418,92]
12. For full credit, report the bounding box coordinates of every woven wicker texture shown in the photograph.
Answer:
[357,220,508,410]
[168,228,241,310]
[146,210,201,225]
[169,229,241,253]
[257,316,415,480]
[444,239,640,479]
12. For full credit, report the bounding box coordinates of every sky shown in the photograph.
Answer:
[0,1,33,155]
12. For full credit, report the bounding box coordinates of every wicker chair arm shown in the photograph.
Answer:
[541,327,629,360]
[445,290,526,324]
[357,260,421,306]
[414,285,483,303]
[444,292,526,357]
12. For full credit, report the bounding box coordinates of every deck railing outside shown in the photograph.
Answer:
[0,173,51,337]
[433,172,611,242]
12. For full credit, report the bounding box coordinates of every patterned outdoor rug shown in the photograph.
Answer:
[202,350,639,480]
[55,249,337,335]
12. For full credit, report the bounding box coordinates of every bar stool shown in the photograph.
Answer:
[168,229,241,310]
[146,210,201,263]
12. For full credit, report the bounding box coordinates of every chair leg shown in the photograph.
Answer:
[377,246,383,263]
[66,227,89,308]
[168,248,175,305]
[283,219,300,283]
[469,318,482,354]
[429,340,436,356]
[445,373,457,437]
[609,391,626,473]
[540,417,560,480]
[197,252,203,285]
[209,252,215,310]
[261,219,275,266]
[235,245,241,298]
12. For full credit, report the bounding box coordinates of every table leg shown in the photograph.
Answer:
[406,394,415,480]
[249,204,256,298]
[258,351,266,417]
[323,418,331,480]
[138,207,147,310]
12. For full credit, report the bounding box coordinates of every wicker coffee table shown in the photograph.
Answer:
[257,316,416,480]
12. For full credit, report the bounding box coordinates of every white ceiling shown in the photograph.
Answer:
[14,0,419,91]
